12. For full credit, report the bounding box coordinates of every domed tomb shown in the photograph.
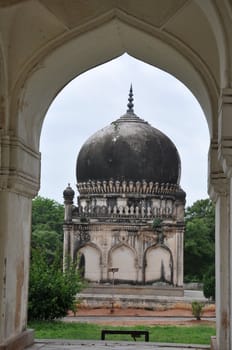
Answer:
[76,87,181,189]
[63,86,185,293]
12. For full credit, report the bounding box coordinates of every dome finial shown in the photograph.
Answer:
[127,84,134,113]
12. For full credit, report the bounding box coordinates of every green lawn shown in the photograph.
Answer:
[29,321,216,345]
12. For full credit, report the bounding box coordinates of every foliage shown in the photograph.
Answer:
[28,249,83,321]
[203,264,215,300]
[31,196,64,263]
[32,196,64,236]
[31,228,62,263]
[28,321,215,345]
[191,301,204,320]
[152,218,162,230]
[184,199,215,282]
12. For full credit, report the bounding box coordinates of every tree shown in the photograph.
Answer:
[32,196,64,236]
[28,249,83,321]
[31,228,62,263]
[28,196,84,320]
[184,199,215,282]
[203,264,215,300]
[31,196,64,262]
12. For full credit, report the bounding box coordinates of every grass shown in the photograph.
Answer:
[28,321,216,345]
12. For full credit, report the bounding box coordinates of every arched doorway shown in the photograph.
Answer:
[76,244,101,282]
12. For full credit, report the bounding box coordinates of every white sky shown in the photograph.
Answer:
[39,54,210,208]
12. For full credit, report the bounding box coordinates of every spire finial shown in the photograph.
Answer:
[127,84,134,113]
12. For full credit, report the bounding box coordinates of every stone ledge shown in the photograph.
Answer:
[82,284,184,296]
[0,329,34,350]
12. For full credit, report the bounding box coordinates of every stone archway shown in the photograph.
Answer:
[109,243,137,283]
[144,245,173,285]
[0,2,231,350]
[76,244,102,282]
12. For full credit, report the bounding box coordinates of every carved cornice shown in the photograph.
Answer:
[77,180,184,196]
[218,88,232,112]
[208,170,229,201]
[218,137,232,178]
[0,135,40,197]
[208,139,230,199]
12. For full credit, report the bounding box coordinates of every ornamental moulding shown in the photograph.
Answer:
[77,179,183,195]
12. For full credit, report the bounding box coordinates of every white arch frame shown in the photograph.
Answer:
[11,12,219,151]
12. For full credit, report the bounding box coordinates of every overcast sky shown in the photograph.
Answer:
[39,53,210,208]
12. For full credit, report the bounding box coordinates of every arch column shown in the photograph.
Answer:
[217,89,232,350]
[209,168,230,350]
[175,227,184,287]
[0,135,40,350]
[209,88,232,350]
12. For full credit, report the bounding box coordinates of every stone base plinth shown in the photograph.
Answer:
[83,284,184,296]
[77,284,194,309]
[0,329,34,350]
[210,336,217,350]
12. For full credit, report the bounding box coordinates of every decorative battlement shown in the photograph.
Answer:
[73,193,185,221]
[77,180,183,196]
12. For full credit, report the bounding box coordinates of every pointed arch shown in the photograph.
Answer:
[143,243,173,285]
[75,242,102,282]
[11,10,220,150]
[108,242,138,283]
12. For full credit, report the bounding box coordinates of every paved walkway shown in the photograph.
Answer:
[28,339,210,350]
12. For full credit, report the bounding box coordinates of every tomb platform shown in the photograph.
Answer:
[77,283,190,309]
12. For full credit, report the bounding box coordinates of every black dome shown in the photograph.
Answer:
[76,115,181,186]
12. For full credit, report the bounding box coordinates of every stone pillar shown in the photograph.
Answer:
[0,191,34,350]
[0,136,40,349]
[63,185,74,270]
[216,189,230,349]
[176,228,184,287]
[209,176,230,350]
[217,89,232,350]
[63,225,71,270]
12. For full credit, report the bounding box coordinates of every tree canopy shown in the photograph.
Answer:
[32,196,64,235]
[31,196,64,261]
[184,199,215,283]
